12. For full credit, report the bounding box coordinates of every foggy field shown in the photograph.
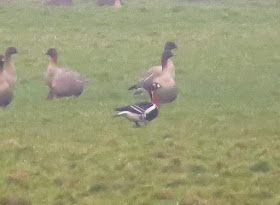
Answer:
[0,0,280,204]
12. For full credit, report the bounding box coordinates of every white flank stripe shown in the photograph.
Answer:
[144,104,157,115]
[130,105,144,113]
[118,111,130,116]
[133,105,146,112]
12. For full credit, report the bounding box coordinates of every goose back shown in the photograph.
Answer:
[51,70,85,97]
[3,47,18,86]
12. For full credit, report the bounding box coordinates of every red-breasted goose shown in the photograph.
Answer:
[0,55,14,107]
[2,47,18,87]
[115,83,161,127]
[45,48,86,100]
[128,42,178,92]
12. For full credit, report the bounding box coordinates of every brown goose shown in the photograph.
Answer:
[2,47,18,87]
[0,55,14,107]
[128,42,178,92]
[45,48,86,100]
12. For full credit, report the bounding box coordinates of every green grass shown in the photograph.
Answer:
[0,0,280,204]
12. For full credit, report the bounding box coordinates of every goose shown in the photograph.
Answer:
[2,47,18,87]
[0,55,14,107]
[45,48,86,100]
[128,41,178,92]
[114,83,161,127]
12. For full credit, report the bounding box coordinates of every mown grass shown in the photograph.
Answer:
[0,0,280,204]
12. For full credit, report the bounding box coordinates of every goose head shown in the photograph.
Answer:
[150,82,161,91]
[5,47,18,56]
[164,42,178,51]
[46,48,58,58]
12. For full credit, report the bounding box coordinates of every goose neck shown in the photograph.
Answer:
[0,61,4,72]
[4,55,16,75]
[50,57,58,65]
[162,58,172,71]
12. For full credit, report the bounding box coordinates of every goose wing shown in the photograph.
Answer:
[115,102,154,114]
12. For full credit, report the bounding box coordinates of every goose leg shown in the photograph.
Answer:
[143,120,148,126]
[47,89,54,100]
[133,121,141,128]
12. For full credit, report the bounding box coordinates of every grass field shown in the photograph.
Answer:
[0,0,280,204]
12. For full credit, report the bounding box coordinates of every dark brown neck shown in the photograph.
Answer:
[5,55,11,62]
[161,58,168,70]
[0,61,4,72]
[51,56,58,65]
[4,55,16,76]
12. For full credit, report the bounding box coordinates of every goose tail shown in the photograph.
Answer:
[128,84,138,90]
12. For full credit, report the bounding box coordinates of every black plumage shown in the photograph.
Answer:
[114,102,159,127]
[144,107,159,121]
